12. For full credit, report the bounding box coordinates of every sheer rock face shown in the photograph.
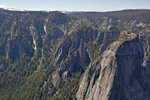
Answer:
[77,35,150,100]
[76,41,118,100]
[109,37,144,100]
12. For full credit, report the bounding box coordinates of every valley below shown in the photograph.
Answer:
[0,8,150,100]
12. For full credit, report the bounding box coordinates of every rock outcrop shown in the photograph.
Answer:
[77,32,150,100]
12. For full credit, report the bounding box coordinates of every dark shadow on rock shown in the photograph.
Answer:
[109,37,147,100]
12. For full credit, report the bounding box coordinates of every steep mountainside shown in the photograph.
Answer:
[0,9,150,100]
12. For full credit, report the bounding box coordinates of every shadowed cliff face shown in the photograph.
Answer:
[109,36,150,100]
[76,35,150,100]
[109,37,145,100]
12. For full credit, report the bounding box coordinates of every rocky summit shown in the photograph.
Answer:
[0,9,150,100]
